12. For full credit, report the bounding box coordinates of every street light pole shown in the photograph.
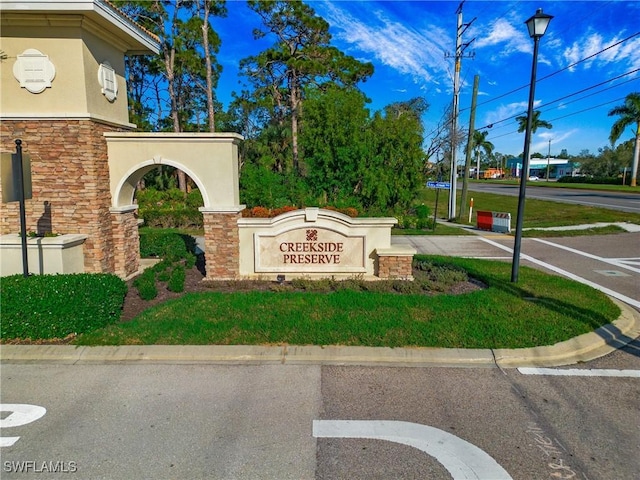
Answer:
[511,9,553,283]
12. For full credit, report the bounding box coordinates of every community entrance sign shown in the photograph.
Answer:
[239,208,415,280]
[256,226,365,274]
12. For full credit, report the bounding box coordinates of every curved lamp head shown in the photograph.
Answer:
[525,8,553,38]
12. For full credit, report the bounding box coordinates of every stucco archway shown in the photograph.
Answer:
[105,132,244,210]
[105,132,245,280]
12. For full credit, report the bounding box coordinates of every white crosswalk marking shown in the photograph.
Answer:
[518,368,640,378]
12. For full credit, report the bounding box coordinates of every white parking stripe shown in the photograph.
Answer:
[313,420,513,479]
[477,237,640,309]
[518,368,640,378]
[531,239,640,274]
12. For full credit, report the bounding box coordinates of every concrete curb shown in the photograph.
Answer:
[1,299,638,368]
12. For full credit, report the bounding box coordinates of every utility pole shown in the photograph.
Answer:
[546,139,551,181]
[459,74,479,220]
[446,1,475,220]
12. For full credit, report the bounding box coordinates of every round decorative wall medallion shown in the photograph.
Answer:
[13,48,56,94]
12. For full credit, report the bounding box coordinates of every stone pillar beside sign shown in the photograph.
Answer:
[110,206,140,279]
[376,246,416,280]
[238,208,416,280]
[202,208,243,281]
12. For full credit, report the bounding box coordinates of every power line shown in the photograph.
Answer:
[472,68,640,132]
[460,31,640,113]
[484,95,628,143]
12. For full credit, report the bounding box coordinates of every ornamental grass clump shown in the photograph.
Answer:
[1,273,127,340]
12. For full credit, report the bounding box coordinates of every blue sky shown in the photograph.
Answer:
[214,1,640,158]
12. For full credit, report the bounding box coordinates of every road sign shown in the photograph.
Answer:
[427,181,451,189]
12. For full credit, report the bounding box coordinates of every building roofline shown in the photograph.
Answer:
[0,0,160,55]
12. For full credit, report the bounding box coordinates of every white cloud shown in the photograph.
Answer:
[532,129,578,153]
[483,100,541,129]
[474,18,531,56]
[319,3,451,84]
[562,30,640,72]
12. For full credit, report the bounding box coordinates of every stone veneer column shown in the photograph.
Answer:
[202,209,242,281]
[376,246,417,280]
[1,119,128,275]
[110,207,140,279]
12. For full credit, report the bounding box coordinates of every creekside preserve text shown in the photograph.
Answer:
[279,241,344,264]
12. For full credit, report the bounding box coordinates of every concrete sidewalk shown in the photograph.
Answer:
[2,299,638,369]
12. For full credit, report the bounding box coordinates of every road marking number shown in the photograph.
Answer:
[0,404,47,447]
[313,419,512,479]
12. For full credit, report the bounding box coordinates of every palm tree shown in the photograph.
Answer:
[472,130,494,179]
[516,110,552,178]
[516,110,553,134]
[608,92,640,187]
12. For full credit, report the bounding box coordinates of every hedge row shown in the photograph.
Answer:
[1,274,127,340]
[138,208,203,229]
[139,229,197,263]
[557,176,626,185]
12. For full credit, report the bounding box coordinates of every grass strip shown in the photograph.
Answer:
[75,257,620,349]
[418,188,640,229]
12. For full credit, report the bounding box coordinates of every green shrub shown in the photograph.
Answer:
[414,204,431,219]
[136,187,204,229]
[184,253,196,269]
[139,229,194,263]
[414,259,468,284]
[157,268,171,282]
[1,273,127,340]
[133,268,158,300]
[167,265,186,293]
[139,208,203,229]
[134,229,198,301]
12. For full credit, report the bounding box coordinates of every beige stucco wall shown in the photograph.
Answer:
[0,233,87,276]
[105,132,245,211]
[1,11,151,127]
[238,208,400,280]
[1,18,130,126]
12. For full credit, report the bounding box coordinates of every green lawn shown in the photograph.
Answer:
[75,256,620,349]
[418,187,640,229]
[473,179,640,194]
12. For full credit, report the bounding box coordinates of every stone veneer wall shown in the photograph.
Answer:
[378,255,414,279]
[203,211,241,280]
[110,208,140,278]
[1,119,131,275]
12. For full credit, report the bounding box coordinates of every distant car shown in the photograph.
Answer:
[528,175,539,181]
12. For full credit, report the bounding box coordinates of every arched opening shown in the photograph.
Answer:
[105,132,245,280]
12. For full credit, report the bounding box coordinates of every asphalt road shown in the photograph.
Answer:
[465,183,640,213]
[2,362,639,479]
